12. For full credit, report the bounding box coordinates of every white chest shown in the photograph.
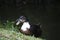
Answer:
[21,22,30,31]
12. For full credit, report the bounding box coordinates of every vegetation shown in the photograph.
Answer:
[0,21,46,40]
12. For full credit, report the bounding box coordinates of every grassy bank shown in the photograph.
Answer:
[0,21,46,40]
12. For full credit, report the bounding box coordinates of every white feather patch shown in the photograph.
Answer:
[21,22,30,31]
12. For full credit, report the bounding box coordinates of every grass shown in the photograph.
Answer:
[0,21,46,40]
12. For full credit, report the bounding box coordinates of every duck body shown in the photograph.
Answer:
[19,22,42,37]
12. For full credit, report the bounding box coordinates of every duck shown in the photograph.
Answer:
[15,16,42,37]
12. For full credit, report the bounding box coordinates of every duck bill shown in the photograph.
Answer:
[16,21,21,25]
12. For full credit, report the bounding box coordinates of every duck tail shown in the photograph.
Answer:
[37,23,42,28]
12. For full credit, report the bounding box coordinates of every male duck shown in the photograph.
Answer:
[15,16,42,37]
